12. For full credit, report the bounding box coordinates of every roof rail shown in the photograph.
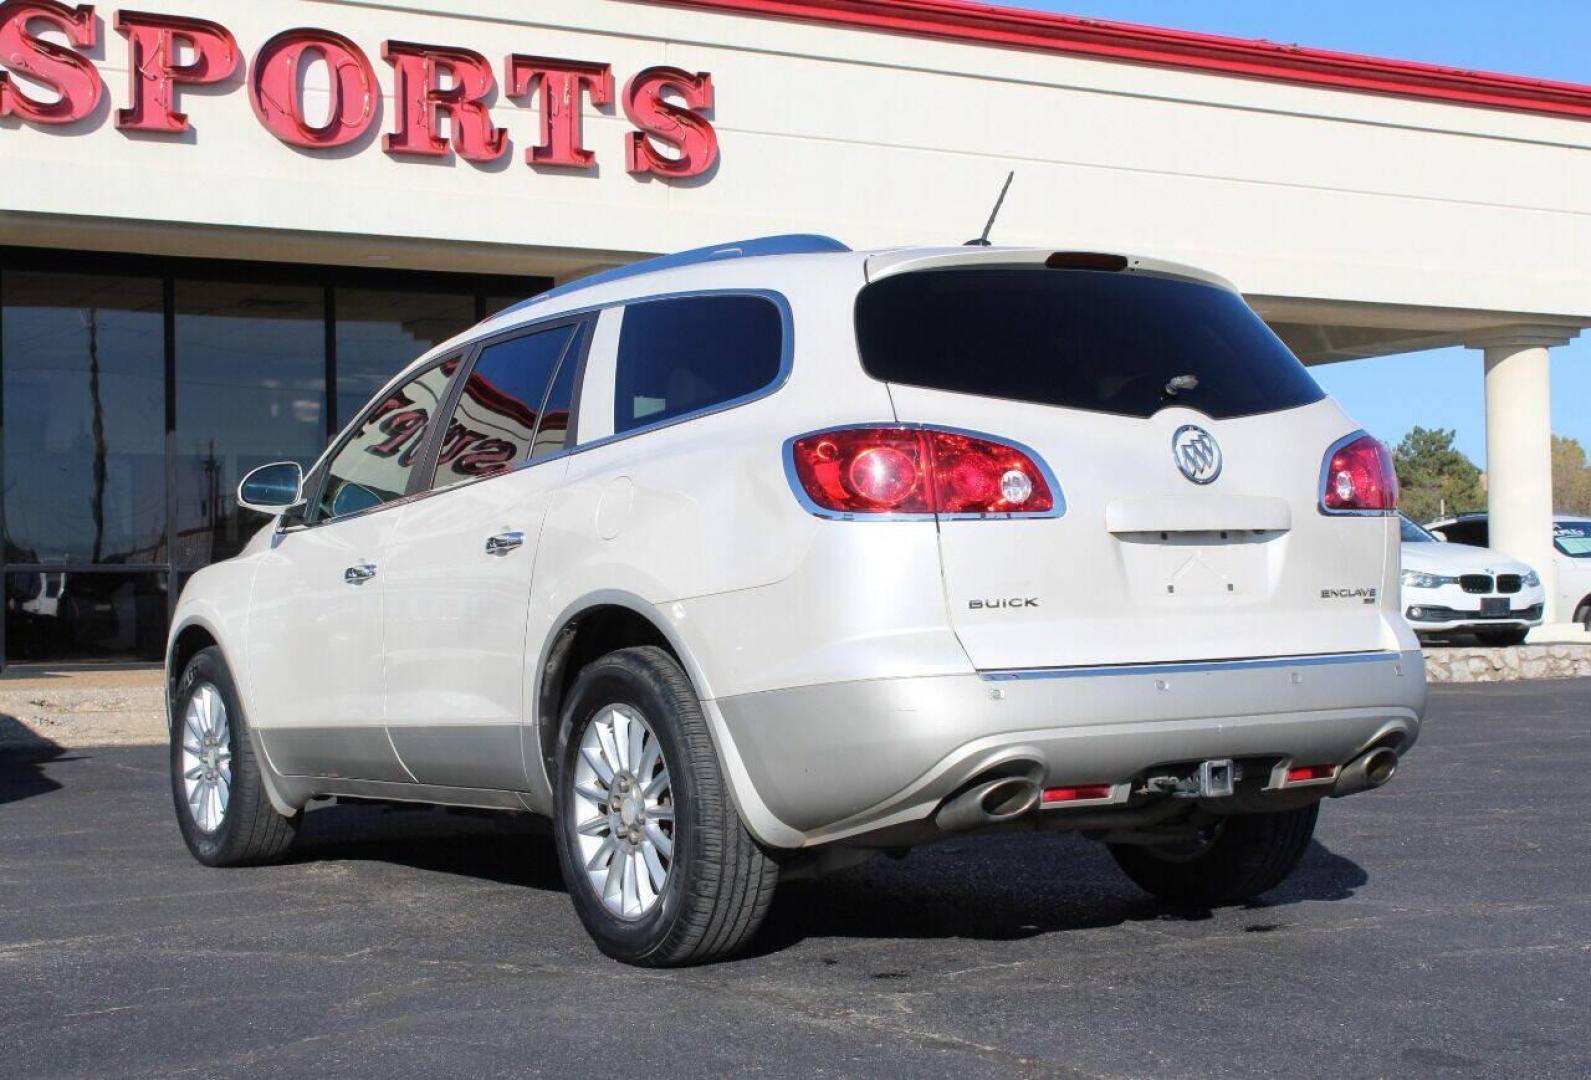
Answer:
[499,234,851,316]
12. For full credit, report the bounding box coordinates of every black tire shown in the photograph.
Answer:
[1109,803,1319,907]
[170,646,299,867]
[1575,601,1591,630]
[1474,627,1529,647]
[553,646,777,966]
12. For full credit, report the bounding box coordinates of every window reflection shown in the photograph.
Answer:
[4,571,166,661]
[319,359,457,520]
[2,272,165,565]
[335,289,477,431]
[173,281,326,567]
[432,325,577,491]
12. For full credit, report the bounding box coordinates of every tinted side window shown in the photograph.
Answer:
[613,295,784,434]
[856,269,1325,420]
[432,323,579,490]
[1439,520,1489,547]
[318,359,458,521]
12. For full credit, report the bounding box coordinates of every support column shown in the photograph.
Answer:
[1466,326,1582,641]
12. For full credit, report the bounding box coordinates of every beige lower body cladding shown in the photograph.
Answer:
[1424,644,1591,683]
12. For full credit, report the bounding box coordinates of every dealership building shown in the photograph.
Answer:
[1,0,1588,663]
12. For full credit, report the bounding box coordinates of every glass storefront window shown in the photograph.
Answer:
[174,280,326,567]
[4,571,167,662]
[335,289,478,432]
[1,257,545,666]
[2,272,165,565]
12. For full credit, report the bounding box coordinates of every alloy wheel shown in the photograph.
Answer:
[179,683,232,833]
[569,704,675,919]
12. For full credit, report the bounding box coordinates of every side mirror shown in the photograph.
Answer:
[238,461,305,514]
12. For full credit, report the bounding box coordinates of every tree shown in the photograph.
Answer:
[1392,426,1483,523]
[1553,435,1591,515]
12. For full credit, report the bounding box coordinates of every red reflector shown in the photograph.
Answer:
[1320,433,1398,513]
[1286,764,1336,783]
[789,426,1055,517]
[1041,784,1113,803]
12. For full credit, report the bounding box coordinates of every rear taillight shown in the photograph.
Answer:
[788,426,1057,518]
[1320,432,1397,514]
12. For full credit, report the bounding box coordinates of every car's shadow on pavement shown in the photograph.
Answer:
[752,834,1368,953]
[287,802,567,891]
[282,804,1368,952]
[0,723,71,806]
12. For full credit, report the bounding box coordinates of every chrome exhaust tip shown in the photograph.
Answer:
[935,775,1041,833]
[1332,746,1399,798]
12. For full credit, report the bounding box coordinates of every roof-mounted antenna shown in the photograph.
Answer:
[965,171,1015,247]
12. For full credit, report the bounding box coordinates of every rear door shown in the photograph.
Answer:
[379,318,588,790]
[857,257,1392,670]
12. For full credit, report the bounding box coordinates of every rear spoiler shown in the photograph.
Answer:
[863,246,1239,293]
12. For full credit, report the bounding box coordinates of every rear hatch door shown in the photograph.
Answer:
[857,253,1392,670]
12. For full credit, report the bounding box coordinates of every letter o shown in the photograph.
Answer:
[249,28,378,149]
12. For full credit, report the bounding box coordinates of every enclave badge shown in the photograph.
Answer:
[1172,425,1222,485]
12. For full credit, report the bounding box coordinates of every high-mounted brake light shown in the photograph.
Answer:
[1320,433,1398,514]
[788,426,1057,517]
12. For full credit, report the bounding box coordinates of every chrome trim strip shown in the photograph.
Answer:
[980,650,1402,682]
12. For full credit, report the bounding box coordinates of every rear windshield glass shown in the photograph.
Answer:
[1556,520,1591,558]
[855,268,1324,420]
[1401,516,1438,543]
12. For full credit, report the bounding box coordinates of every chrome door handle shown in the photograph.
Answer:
[344,563,378,584]
[485,531,526,556]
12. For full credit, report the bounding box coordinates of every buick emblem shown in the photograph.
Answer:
[1172,425,1222,485]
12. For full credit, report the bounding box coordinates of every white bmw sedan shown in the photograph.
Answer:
[1399,515,1543,645]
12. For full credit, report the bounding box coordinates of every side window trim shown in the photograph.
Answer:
[413,312,596,494]
[300,350,468,528]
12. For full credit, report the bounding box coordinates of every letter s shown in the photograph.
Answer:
[623,65,716,179]
[0,0,101,125]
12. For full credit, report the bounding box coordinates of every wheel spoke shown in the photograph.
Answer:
[645,803,673,821]
[633,850,657,908]
[576,815,610,837]
[645,821,673,858]
[184,764,205,781]
[573,781,608,807]
[621,850,641,914]
[580,745,615,786]
[595,714,623,774]
[643,827,672,869]
[627,722,646,779]
[585,836,617,873]
[643,766,670,800]
[603,841,626,901]
[636,738,661,784]
[609,709,632,770]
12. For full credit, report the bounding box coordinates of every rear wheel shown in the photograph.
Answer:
[553,646,777,966]
[1109,803,1318,907]
[1475,627,1529,647]
[1576,601,1591,630]
[170,646,299,866]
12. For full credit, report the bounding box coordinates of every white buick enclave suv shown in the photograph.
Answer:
[167,237,1426,966]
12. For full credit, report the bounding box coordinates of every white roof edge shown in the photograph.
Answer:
[863,247,1239,293]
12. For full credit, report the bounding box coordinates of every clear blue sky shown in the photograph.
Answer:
[1016,0,1591,465]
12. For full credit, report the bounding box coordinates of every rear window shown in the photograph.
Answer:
[613,294,785,434]
[1556,520,1591,558]
[855,268,1324,420]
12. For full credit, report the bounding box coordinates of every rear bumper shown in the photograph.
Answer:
[709,650,1425,848]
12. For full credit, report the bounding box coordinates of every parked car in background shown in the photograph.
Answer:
[1425,513,1591,630]
[164,236,1426,966]
[1399,515,1543,645]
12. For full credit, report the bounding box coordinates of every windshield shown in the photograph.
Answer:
[1555,520,1591,558]
[854,268,1325,420]
[1400,515,1437,543]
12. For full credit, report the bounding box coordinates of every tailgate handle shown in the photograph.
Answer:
[1106,496,1291,535]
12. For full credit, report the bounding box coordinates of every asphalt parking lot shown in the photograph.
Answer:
[2,681,1588,1079]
